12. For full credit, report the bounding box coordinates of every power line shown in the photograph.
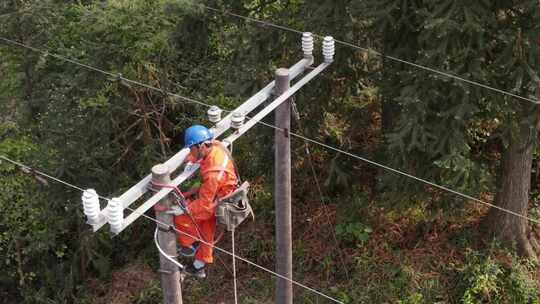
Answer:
[0,7,536,298]
[2,33,539,300]
[135,208,344,304]
[199,4,303,35]
[288,132,540,225]
[0,11,18,18]
[0,37,214,110]
[0,155,86,193]
[254,116,540,225]
[1,37,538,226]
[196,3,540,105]
[0,154,345,304]
[5,3,537,105]
[291,101,350,280]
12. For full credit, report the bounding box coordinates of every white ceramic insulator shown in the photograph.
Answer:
[302,32,314,58]
[107,198,123,234]
[207,105,222,123]
[231,112,245,129]
[82,189,100,225]
[322,36,335,63]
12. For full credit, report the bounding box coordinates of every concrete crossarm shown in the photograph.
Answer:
[211,58,313,137]
[224,62,330,144]
[113,60,329,233]
[117,163,200,233]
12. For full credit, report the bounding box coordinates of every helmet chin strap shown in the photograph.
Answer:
[195,141,213,159]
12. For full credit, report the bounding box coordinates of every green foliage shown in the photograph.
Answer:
[0,125,80,302]
[364,0,540,202]
[335,222,372,245]
[455,250,540,304]
[398,292,425,304]
[460,255,504,303]
[1,0,540,303]
[328,287,353,304]
[134,281,163,304]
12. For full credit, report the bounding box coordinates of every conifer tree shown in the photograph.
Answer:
[367,0,540,256]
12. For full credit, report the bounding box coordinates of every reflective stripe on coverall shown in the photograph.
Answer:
[174,140,237,263]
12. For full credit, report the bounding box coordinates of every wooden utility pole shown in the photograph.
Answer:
[274,68,293,304]
[152,164,183,304]
[77,32,335,304]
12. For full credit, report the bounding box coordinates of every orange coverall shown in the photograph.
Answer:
[174,140,237,264]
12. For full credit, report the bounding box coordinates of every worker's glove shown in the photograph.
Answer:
[183,162,198,173]
[166,205,185,216]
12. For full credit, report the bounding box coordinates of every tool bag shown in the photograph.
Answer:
[215,181,254,231]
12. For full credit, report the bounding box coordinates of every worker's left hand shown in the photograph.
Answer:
[166,205,184,216]
[183,162,198,172]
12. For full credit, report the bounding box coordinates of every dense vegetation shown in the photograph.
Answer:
[1,0,539,303]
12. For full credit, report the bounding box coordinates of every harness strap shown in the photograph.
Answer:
[217,154,228,180]
[150,182,185,199]
[200,142,238,184]
[220,141,242,184]
[200,165,235,179]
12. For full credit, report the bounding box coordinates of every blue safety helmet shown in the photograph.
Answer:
[184,125,213,148]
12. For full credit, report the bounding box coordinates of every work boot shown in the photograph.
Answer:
[184,263,206,279]
[177,241,200,257]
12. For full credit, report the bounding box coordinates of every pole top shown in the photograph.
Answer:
[152,164,170,177]
[276,68,290,77]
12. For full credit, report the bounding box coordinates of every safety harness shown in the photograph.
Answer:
[208,141,250,304]
[150,142,254,232]
[151,141,251,303]
[201,141,254,231]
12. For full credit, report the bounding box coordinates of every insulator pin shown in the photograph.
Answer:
[107,198,123,234]
[207,106,222,123]
[230,112,245,129]
[82,189,100,225]
[302,32,314,58]
[322,36,335,63]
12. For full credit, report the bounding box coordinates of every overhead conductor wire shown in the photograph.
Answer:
[2,33,540,301]
[2,4,537,301]
[1,37,539,225]
[291,100,350,280]
[0,155,345,304]
[197,3,540,105]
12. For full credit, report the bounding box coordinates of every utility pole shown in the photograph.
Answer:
[152,164,183,304]
[275,68,293,304]
[82,32,335,304]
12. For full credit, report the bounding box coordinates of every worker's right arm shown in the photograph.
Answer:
[187,172,220,221]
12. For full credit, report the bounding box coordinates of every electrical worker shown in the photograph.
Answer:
[173,124,238,278]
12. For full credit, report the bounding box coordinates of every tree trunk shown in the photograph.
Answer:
[485,132,538,258]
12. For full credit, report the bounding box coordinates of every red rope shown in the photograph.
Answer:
[149,181,186,199]
[150,180,225,245]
